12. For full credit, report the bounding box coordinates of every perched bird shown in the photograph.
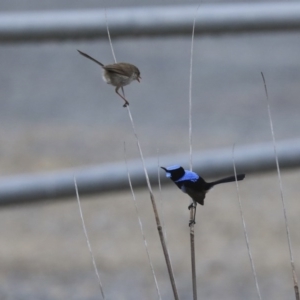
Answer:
[161,165,245,207]
[77,50,141,107]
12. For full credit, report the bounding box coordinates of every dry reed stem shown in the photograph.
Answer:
[189,6,200,300]
[157,150,166,236]
[74,177,105,300]
[127,108,180,300]
[261,72,299,300]
[189,222,197,300]
[104,12,180,300]
[105,9,117,64]
[232,145,262,300]
[157,152,178,290]
[124,143,162,300]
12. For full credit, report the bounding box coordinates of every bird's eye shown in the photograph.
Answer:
[166,173,171,178]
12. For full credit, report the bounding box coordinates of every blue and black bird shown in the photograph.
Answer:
[161,165,245,207]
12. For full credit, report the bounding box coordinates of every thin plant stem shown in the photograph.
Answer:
[157,149,166,236]
[105,9,117,64]
[74,177,105,300]
[232,145,262,300]
[189,6,200,300]
[104,13,180,300]
[261,72,299,300]
[124,143,162,300]
[127,107,180,300]
[157,150,178,287]
[189,224,197,300]
[189,7,197,172]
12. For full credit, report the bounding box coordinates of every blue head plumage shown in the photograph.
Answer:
[161,165,185,181]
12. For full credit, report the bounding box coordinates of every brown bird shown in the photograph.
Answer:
[77,50,141,107]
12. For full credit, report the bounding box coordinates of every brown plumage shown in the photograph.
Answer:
[77,50,141,107]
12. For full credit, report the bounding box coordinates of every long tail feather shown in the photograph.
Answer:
[206,174,245,189]
[77,50,104,67]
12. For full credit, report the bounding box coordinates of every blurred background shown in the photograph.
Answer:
[0,0,300,299]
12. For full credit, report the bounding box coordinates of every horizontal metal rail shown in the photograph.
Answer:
[1,2,300,43]
[0,139,299,206]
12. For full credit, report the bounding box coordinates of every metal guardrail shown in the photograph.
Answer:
[0,139,299,205]
[1,2,300,42]
[1,4,300,205]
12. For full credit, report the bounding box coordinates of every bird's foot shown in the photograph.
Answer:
[189,219,196,227]
[188,202,197,210]
[123,101,129,107]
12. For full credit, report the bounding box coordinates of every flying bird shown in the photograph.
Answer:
[77,50,141,107]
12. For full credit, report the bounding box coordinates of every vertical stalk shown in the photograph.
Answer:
[188,6,200,300]
[232,145,262,300]
[149,191,179,300]
[124,144,162,300]
[127,107,180,300]
[190,207,197,300]
[261,72,299,300]
[105,13,180,299]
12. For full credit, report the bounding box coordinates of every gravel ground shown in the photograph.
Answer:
[0,0,300,299]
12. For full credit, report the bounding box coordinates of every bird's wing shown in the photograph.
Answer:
[104,63,132,77]
[182,177,207,191]
[181,178,208,205]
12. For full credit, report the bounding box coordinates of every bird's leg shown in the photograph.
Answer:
[188,201,197,226]
[193,204,197,223]
[189,219,196,226]
[188,201,197,210]
[115,86,129,107]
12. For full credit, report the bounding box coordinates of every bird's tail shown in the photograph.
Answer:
[206,174,245,189]
[77,50,104,67]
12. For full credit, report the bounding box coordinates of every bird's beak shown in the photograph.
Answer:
[137,76,141,82]
[160,167,171,178]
